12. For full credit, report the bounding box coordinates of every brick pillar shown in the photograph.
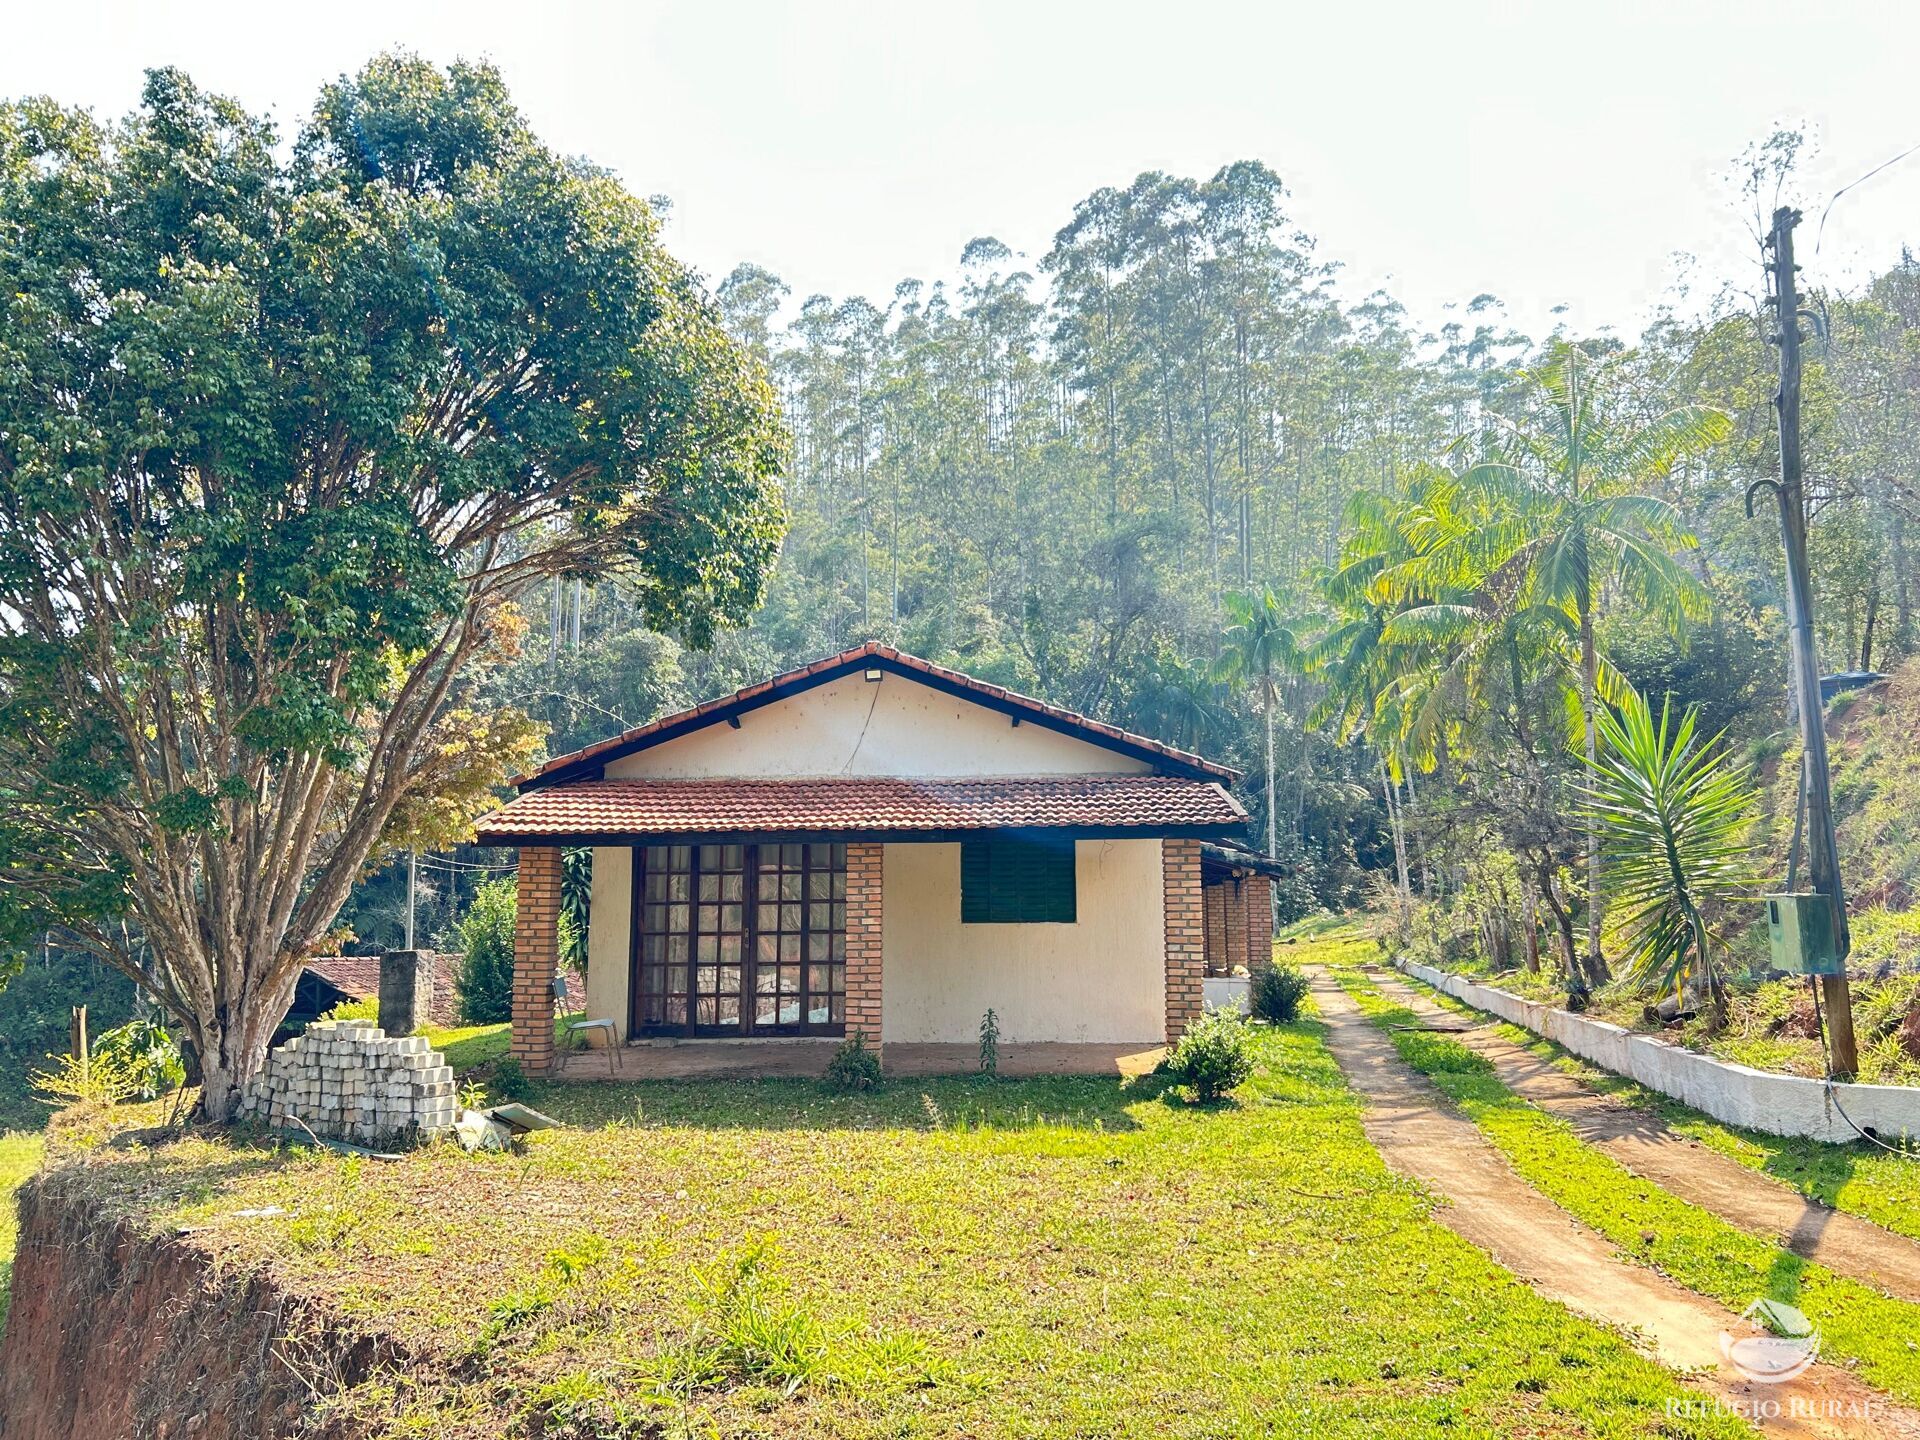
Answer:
[844,842,884,1057]
[511,846,561,1076]
[1244,873,1275,977]
[1224,878,1250,975]
[1162,839,1205,1041]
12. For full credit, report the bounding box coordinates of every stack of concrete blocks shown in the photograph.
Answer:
[237,1018,457,1146]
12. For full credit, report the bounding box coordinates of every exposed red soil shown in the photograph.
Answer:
[0,1172,404,1440]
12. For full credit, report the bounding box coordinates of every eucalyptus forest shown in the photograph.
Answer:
[454,143,1917,995]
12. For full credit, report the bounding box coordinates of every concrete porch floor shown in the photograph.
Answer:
[550,1038,1167,1082]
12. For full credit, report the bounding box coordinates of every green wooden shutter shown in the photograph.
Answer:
[960,840,995,923]
[960,835,1076,923]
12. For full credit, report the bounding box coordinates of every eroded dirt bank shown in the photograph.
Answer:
[0,1170,399,1440]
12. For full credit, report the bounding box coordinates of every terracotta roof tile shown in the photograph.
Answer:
[474,775,1246,843]
[517,643,1239,785]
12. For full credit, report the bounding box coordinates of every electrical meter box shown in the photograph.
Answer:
[1765,893,1844,976]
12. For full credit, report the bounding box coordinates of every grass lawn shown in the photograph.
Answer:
[1327,961,1920,1408]
[42,1010,1754,1438]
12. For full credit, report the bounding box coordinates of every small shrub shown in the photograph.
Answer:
[91,1018,185,1100]
[1164,1008,1255,1103]
[491,1056,532,1103]
[823,1032,882,1091]
[29,1048,142,1109]
[455,877,519,1024]
[1250,966,1309,1024]
[978,1008,999,1076]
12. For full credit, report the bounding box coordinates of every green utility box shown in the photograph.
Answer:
[1765,892,1844,976]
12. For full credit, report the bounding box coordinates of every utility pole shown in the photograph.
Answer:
[1762,206,1860,1077]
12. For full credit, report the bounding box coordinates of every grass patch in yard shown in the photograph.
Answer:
[47,1019,1755,1438]
[0,1130,44,1328]
[1333,965,1920,1407]
[1274,921,1381,974]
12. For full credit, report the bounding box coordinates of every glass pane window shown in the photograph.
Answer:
[634,840,847,1036]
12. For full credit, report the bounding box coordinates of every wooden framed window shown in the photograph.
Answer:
[632,841,845,1037]
[960,834,1076,924]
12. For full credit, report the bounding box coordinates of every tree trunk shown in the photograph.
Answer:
[191,963,300,1122]
[1535,854,1579,995]
[1403,763,1432,895]
[1381,754,1410,898]
[1264,676,1278,860]
[1578,600,1609,987]
[1522,878,1541,973]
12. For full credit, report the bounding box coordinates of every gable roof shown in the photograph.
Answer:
[518,642,1239,788]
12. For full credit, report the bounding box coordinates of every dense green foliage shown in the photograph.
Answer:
[821,1032,883,1091]
[506,136,1917,978]
[0,952,135,1131]
[1250,964,1310,1024]
[0,55,787,1115]
[1162,1006,1256,1101]
[90,1017,186,1101]
[1582,694,1760,1017]
[453,879,519,1026]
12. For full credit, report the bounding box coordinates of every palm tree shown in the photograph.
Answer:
[1465,343,1728,985]
[1215,587,1301,861]
[1580,691,1759,1028]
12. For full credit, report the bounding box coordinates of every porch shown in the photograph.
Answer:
[551,1037,1169,1082]
[503,833,1212,1078]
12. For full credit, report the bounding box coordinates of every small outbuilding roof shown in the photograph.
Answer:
[516,642,1239,788]
[1200,842,1289,879]
[473,775,1246,847]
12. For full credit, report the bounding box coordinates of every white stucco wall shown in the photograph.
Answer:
[584,846,633,1040]
[1401,959,1920,1144]
[881,839,1166,1044]
[603,671,1154,780]
[577,839,1168,1046]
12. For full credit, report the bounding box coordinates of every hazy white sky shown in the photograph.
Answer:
[6,1,1919,341]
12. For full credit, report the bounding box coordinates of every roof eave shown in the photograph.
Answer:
[475,821,1248,849]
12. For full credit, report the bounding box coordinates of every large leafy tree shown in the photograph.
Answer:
[0,57,788,1118]
[1470,344,1727,985]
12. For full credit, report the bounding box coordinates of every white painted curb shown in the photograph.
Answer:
[1397,959,1920,1146]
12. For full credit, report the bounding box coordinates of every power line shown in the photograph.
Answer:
[1814,139,1920,257]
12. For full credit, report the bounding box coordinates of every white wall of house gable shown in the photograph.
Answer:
[602,671,1155,779]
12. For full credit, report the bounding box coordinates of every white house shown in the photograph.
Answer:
[473,643,1280,1079]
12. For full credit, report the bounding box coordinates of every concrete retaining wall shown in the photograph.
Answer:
[1398,960,1920,1145]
